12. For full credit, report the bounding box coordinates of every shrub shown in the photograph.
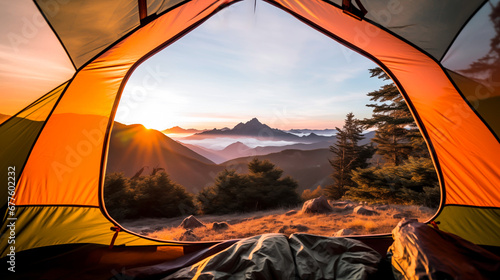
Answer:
[198,159,301,214]
[301,186,325,201]
[103,173,136,220]
[104,172,196,220]
[132,172,197,218]
[347,157,440,206]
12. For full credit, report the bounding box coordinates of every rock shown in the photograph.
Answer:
[353,206,379,216]
[331,204,354,213]
[212,222,229,231]
[285,210,298,216]
[393,211,414,219]
[278,225,289,233]
[278,224,309,233]
[179,215,205,229]
[333,228,354,237]
[179,229,198,241]
[302,196,333,214]
[291,224,309,232]
[392,213,406,219]
[375,205,390,211]
[341,204,354,212]
[330,201,349,207]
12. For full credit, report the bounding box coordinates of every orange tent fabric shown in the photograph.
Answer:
[1,0,499,276]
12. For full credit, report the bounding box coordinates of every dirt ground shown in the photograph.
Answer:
[119,201,436,241]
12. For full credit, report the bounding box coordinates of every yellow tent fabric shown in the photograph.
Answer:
[1,0,499,276]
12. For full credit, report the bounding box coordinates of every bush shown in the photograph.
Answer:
[347,157,440,206]
[324,185,346,200]
[301,186,325,201]
[198,158,301,214]
[103,173,137,220]
[104,172,196,220]
[132,172,197,218]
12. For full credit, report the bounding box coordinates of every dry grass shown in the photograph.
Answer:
[120,202,436,242]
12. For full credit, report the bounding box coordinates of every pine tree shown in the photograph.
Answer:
[198,159,300,214]
[326,112,372,199]
[362,68,428,165]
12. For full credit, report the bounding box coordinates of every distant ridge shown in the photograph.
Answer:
[286,128,337,136]
[162,126,206,134]
[182,131,375,164]
[105,121,375,193]
[107,122,222,193]
[185,118,335,143]
[221,148,334,192]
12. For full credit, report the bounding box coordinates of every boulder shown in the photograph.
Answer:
[212,222,229,231]
[329,201,349,207]
[179,229,198,241]
[353,206,379,216]
[393,211,414,219]
[291,224,309,232]
[285,210,298,216]
[333,228,354,237]
[341,204,354,212]
[278,225,289,233]
[278,224,309,233]
[179,215,205,229]
[375,205,390,211]
[302,196,333,214]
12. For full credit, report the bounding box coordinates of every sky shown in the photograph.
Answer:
[115,0,386,131]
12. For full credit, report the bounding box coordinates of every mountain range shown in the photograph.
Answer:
[180,130,374,164]
[184,118,336,143]
[197,140,333,164]
[105,121,362,194]
[286,128,337,136]
[162,126,206,135]
[106,122,222,193]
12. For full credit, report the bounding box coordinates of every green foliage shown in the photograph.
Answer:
[198,158,301,214]
[362,68,430,165]
[132,172,196,218]
[347,157,440,207]
[326,112,373,199]
[301,185,325,201]
[325,185,345,200]
[197,169,250,214]
[104,171,196,221]
[104,173,136,220]
[343,67,440,207]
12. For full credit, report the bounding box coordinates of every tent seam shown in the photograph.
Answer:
[97,0,243,246]
[264,0,446,225]
[32,0,77,71]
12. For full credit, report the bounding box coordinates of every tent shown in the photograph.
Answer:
[1,0,499,278]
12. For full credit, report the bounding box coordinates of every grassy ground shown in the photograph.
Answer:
[120,201,436,241]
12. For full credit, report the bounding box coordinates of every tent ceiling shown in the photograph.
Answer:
[35,0,192,69]
[35,0,140,69]
[328,0,485,60]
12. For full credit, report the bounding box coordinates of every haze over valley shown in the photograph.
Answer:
[106,118,375,194]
